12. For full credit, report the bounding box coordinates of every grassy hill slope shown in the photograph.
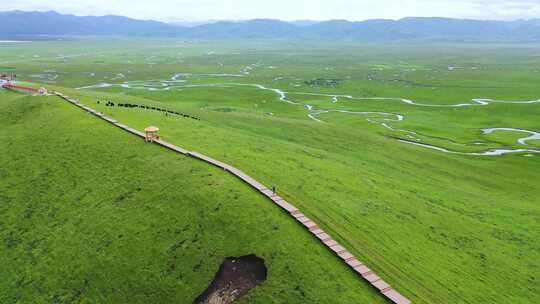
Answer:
[0,91,385,303]
[59,83,540,304]
[2,40,540,304]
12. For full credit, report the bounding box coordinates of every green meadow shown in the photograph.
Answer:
[1,39,539,303]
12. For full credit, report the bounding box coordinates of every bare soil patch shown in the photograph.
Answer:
[194,255,267,304]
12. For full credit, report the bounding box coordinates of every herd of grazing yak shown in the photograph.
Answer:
[100,100,201,121]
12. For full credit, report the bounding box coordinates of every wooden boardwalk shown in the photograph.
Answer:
[53,92,412,304]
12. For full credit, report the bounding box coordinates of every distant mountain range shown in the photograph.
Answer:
[1,10,540,42]
[0,10,176,36]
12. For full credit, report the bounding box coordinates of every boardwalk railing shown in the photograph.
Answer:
[3,83,39,93]
[53,91,412,304]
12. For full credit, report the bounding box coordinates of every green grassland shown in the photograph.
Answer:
[0,92,385,304]
[1,39,540,303]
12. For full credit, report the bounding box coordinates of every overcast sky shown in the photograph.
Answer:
[2,0,540,22]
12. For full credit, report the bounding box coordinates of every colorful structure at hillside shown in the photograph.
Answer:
[0,72,16,81]
[1,72,47,95]
[1,82,48,95]
[0,73,14,89]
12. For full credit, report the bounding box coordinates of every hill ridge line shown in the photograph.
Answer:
[3,11,540,41]
[52,91,412,304]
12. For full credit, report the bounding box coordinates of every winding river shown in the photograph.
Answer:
[75,73,540,157]
[482,128,540,145]
[398,140,540,156]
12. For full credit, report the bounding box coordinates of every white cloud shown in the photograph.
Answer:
[2,0,540,22]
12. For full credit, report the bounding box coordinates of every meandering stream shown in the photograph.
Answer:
[482,128,540,145]
[398,140,540,156]
[75,74,540,156]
